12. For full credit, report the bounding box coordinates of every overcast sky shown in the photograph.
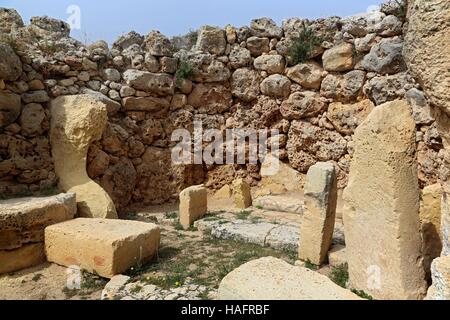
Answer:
[2,0,384,43]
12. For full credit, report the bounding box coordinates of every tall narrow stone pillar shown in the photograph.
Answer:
[298,162,337,265]
[50,94,117,219]
[343,100,427,300]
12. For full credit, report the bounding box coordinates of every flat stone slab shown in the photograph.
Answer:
[196,217,345,253]
[0,243,46,274]
[0,193,76,250]
[253,194,304,214]
[45,218,160,278]
[218,257,362,300]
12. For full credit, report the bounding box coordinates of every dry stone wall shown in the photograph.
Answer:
[0,1,444,214]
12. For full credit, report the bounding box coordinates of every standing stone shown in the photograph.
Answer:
[50,95,117,219]
[343,100,427,300]
[420,183,443,279]
[179,185,207,230]
[232,178,252,209]
[298,162,337,265]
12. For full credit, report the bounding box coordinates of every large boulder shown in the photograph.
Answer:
[27,16,70,39]
[321,70,366,103]
[322,42,354,72]
[122,70,174,96]
[0,91,21,128]
[362,37,406,74]
[326,99,375,135]
[143,31,174,57]
[0,8,24,34]
[218,257,362,300]
[286,62,323,90]
[231,68,262,102]
[426,256,450,300]
[195,26,227,55]
[280,91,327,120]
[260,74,291,98]
[188,83,232,114]
[0,43,22,81]
[50,95,117,219]
[343,100,427,300]
[250,18,283,39]
[253,54,285,74]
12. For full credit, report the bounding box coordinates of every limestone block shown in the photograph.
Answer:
[322,42,354,72]
[419,183,443,278]
[0,243,46,274]
[214,184,232,200]
[343,100,427,300]
[179,185,207,230]
[232,179,252,209]
[328,244,347,267]
[218,257,362,300]
[50,94,117,219]
[260,154,305,193]
[298,162,337,265]
[0,193,76,250]
[426,256,450,300]
[45,218,160,278]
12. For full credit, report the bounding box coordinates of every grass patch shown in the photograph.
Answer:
[250,216,262,224]
[330,263,349,288]
[288,23,322,65]
[236,210,252,220]
[351,289,374,300]
[62,270,108,298]
[304,260,319,271]
[255,205,263,210]
[164,211,178,219]
[175,60,194,86]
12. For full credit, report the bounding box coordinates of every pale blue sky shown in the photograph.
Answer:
[2,0,384,44]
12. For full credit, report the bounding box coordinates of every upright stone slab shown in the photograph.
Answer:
[232,178,252,209]
[179,185,207,230]
[50,94,117,219]
[343,100,427,300]
[45,218,160,278]
[298,162,337,265]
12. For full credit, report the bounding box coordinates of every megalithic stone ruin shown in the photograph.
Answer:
[343,100,427,300]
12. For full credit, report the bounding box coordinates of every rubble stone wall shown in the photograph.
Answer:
[0,1,443,214]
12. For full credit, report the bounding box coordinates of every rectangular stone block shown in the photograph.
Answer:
[179,185,207,229]
[298,162,337,265]
[0,193,76,250]
[45,218,160,278]
[0,243,46,274]
[232,178,252,209]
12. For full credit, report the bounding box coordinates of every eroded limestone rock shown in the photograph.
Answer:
[298,162,337,265]
[232,178,252,209]
[50,94,117,219]
[343,100,427,300]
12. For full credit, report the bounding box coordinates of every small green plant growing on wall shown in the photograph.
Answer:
[288,24,322,65]
[175,60,194,86]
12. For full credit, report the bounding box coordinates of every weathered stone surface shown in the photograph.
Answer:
[322,43,354,72]
[326,99,375,135]
[28,16,70,39]
[320,70,366,103]
[0,193,76,250]
[363,72,410,105]
[281,91,327,120]
[253,194,304,215]
[0,8,24,34]
[113,31,144,50]
[343,100,427,300]
[250,18,283,39]
[122,70,174,96]
[426,256,450,300]
[122,96,170,112]
[0,243,46,274]
[260,154,305,193]
[253,54,285,74]
[50,95,117,219]
[286,62,323,89]
[420,184,443,278]
[188,83,232,114]
[19,103,45,137]
[229,45,252,69]
[81,89,121,115]
[299,162,337,265]
[246,36,270,56]
[22,90,50,104]
[0,43,22,81]
[287,121,347,172]
[405,88,434,125]
[179,185,207,230]
[219,257,361,300]
[231,68,262,102]
[362,38,405,74]
[0,91,21,128]
[404,0,450,115]
[232,178,252,209]
[328,244,347,267]
[45,218,160,279]
[195,26,226,55]
[260,74,290,98]
[184,52,231,83]
[143,31,174,57]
